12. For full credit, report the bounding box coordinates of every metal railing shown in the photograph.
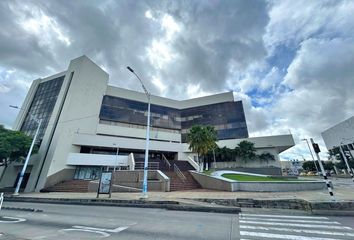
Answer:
[135,162,159,170]
[173,164,187,182]
[162,154,171,170]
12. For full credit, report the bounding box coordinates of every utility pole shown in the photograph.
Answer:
[10,105,42,196]
[310,138,335,201]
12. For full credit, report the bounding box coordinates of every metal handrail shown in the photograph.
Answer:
[135,162,159,170]
[173,164,187,182]
[162,154,171,170]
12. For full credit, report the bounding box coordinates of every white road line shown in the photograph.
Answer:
[240,217,340,225]
[240,225,354,237]
[239,220,352,230]
[0,216,26,223]
[61,228,110,237]
[240,214,328,219]
[72,225,129,233]
[240,231,344,240]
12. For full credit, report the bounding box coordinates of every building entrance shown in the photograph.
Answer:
[74,167,101,180]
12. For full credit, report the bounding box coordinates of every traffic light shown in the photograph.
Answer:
[312,143,321,153]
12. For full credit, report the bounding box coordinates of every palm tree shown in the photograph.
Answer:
[259,152,275,164]
[235,140,256,162]
[187,125,217,171]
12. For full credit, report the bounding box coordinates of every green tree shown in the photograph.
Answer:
[258,152,275,163]
[235,140,257,162]
[187,125,217,171]
[302,161,317,171]
[0,125,36,167]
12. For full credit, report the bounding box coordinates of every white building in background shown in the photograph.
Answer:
[321,116,354,157]
[0,56,294,192]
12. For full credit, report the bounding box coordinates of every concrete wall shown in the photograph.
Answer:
[190,171,234,191]
[97,123,181,143]
[44,169,75,188]
[87,170,170,192]
[190,171,326,192]
[72,133,184,153]
[25,56,109,192]
[234,181,326,192]
[322,116,354,151]
[66,153,130,167]
[106,86,234,110]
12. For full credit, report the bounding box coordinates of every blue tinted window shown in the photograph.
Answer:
[20,76,64,140]
[99,95,248,142]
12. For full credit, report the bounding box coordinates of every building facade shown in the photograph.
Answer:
[1,56,294,192]
[321,116,354,160]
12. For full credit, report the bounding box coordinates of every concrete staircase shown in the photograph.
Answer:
[164,171,200,191]
[43,179,90,192]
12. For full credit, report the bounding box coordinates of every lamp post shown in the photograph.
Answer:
[9,105,42,196]
[301,138,319,173]
[113,143,119,172]
[126,66,151,199]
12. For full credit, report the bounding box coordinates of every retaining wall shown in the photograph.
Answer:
[190,171,326,192]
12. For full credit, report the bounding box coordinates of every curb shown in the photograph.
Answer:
[3,197,240,214]
[188,198,354,215]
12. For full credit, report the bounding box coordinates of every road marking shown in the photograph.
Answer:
[240,214,328,219]
[239,220,352,229]
[72,225,129,233]
[240,231,342,240]
[240,225,354,237]
[61,228,110,237]
[241,217,340,224]
[0,216,26,223]
[60,225,130,238]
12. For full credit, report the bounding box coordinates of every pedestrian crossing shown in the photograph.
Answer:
[239,213,354,240]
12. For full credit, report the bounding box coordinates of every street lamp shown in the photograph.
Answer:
[9,105,42,196]
[113,143,119,172]
[301,138,319,173]
[126,66,151,199]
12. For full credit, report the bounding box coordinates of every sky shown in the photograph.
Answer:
[0,0,353,161]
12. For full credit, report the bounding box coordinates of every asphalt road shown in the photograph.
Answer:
[1,202,354,239]
[0,202,238,240]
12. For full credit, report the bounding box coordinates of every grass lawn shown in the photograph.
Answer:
[222,174,309,182]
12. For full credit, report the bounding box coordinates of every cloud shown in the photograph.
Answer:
[0,0,353,162]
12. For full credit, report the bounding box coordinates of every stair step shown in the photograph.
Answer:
[163,171,201,191]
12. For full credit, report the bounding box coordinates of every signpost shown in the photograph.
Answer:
[97,171,112,198]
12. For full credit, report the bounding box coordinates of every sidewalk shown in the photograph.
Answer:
[3,177,354,214]
[15,177,354,202]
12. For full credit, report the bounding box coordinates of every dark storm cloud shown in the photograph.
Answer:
[156,0,269,93]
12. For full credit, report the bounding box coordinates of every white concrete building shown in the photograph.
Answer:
[321,116,354,160]
[1,56,295,192]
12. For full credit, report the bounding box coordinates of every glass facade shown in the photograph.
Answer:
[100,96,180,130]
[99,95,248,142]
[181,101,248,142]
[20,76,64,140]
